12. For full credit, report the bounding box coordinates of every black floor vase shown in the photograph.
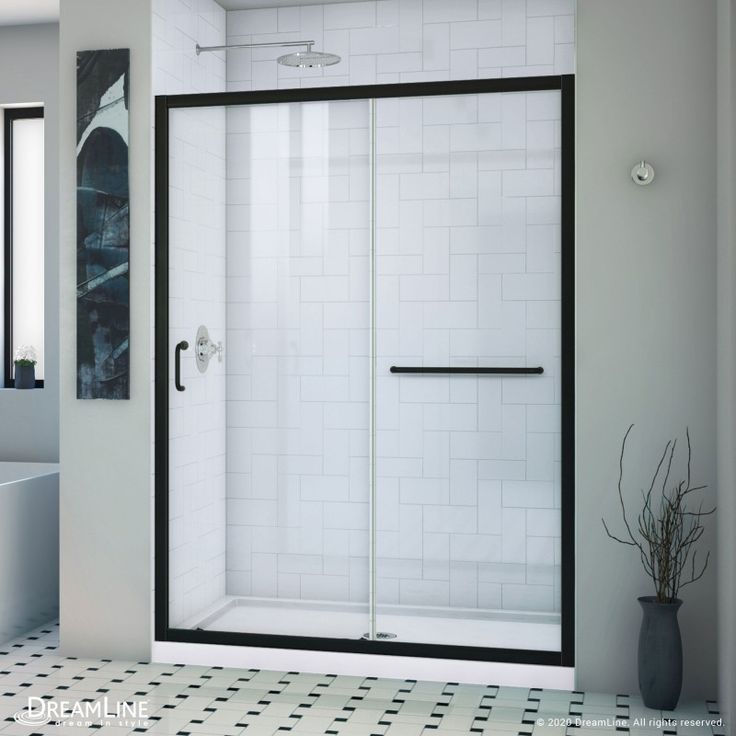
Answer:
[637,596,683,710]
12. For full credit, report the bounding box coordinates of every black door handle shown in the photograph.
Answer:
[389,366,544,375]
[175,340,189,391]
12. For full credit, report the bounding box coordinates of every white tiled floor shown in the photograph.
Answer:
[0,622,724,735]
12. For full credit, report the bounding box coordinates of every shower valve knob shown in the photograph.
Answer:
[194,325,223,372]
[197,337,222,360]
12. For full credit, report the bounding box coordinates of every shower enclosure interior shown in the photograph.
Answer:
[156,76,573,665]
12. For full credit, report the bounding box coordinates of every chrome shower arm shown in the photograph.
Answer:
[196,39,314,55]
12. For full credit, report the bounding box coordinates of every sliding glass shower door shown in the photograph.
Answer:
[166,99,372,639]
[158,77,572,663]
[374,92,562,651]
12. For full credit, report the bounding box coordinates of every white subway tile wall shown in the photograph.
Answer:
[153,0,228,627]
[223,89,561,620]
[154,0,227,94]
[224,0,575,92]
[225,100,372,617]
[221,1,570,625]
[157,0,573,633]
[167,102,229,628]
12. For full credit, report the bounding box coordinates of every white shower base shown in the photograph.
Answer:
[185,597,561,652]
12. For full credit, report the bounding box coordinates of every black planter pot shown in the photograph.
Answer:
[14,363,35,389]
[638,596,683,710]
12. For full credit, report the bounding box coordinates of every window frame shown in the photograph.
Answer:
[3,106,45,389]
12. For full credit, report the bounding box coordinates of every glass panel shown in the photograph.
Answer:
[168,104,227,630]
[374,91,562,651]
[169,100,371,639]
[11,116,45,380]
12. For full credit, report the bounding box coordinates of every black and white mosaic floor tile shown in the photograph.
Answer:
[0,623,724,736]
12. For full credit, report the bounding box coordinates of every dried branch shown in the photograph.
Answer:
[601,425,715,603]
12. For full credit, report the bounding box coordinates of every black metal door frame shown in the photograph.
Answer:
[155,75,575,668]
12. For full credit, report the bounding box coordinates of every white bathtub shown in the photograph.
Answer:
[0,462,59,642]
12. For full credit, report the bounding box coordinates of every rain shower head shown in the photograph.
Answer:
[196,39,341,69]
[277,49,341,68]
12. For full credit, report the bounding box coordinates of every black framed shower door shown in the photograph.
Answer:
[155,75,575,668]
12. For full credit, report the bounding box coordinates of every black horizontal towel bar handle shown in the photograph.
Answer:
[390,366,544,375]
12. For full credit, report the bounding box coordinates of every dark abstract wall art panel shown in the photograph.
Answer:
[76,48,130,399]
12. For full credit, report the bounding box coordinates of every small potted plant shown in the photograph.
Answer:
[13,345,37,389]
[602,425,715,710]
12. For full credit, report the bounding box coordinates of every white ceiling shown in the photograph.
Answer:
[0,0,366,24]
[0,0,58,26]
[217,0,361,9]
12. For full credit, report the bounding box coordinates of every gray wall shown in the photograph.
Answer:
[58,0,152,660]
[576,0,718,699]
[717,0,736,726]
[0,23,59,463]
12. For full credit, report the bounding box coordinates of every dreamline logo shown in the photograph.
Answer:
[14,696,151,728]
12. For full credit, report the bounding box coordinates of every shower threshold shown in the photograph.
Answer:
[185,597,561,652]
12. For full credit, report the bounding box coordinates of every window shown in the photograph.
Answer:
[3,107,44,388]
